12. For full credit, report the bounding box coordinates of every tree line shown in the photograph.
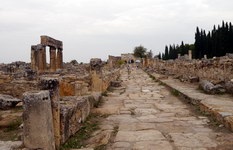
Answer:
[160,21,233,60]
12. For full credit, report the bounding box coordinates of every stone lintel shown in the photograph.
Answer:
[31,44,44,51]
[41,35,63,50]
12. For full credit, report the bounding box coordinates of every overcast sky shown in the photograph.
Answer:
[0,0,232,63]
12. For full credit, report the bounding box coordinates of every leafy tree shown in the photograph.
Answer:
[133,45,147,58]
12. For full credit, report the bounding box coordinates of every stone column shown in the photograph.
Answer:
[40,78,60,149]
[188,50,192,60]
[23,91,55,150]
[31,47,36,70]
[42,47,46,70]
[204,55,207,59]
[38,46,46,72]
[56,49,63,69]
[90,58,103,92]
[178,53,181,59]
[50,46,57,72]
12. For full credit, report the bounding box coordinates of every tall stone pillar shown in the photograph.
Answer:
[90,58,103,92]
[40,78,60,149]
[23,91,55,150]
[38,46,46,72]
[188,50,192,60]
[178,53,181,59]
[50,46,57,72]
[42,47,46,70]
[56,49,63,69]
[31,47,36,70]
[204,54,207,59]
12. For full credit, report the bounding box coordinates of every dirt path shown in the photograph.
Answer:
[86,68,233,150]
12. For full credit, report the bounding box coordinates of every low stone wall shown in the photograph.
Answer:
[150,56,233,83]
[60,93,101,143]
[91,68,120,92]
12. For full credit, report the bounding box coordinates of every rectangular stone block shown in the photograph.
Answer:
[41,35,63,49]
[23,90,55,150]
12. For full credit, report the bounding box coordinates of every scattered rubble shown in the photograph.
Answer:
[0,94,21,109]
[199,80,226,94]
[149,54,233,95]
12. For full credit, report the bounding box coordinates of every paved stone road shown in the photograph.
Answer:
[89,68,233,150]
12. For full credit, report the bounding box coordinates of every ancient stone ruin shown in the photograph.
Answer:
[1,36,233,149]
[31,36,63,73]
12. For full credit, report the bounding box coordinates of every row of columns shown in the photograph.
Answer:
[31,45,63,72]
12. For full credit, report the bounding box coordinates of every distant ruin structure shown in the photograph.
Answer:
[121,53,135,63]
[31,36,63,72]
[108,55,121,68]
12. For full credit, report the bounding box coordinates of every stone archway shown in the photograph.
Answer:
[31,36,63,72]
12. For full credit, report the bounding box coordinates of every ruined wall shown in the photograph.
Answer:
[150,56,233,83]
[108,55,121,68]
[0,62,38,99]
[60,94,101,143]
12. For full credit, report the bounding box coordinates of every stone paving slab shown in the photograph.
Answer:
[86,69,233,149]
[156,76,233,132]
[115,130,165,142]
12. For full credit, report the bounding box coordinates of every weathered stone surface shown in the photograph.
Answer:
[40,35,63,49]
[80,68,233,149]
[112,142,131,149]
[0,141,22,150]
[0,94,21,109]
[22,90,55,150]
[199,80,225,94]
[133,141,173,150]
[189,76,199,83]
[110,81,121,87]
[115,130,165,142]
[90,58,103,71]
[170,133,217,148]
[87,130,112,148]
[39,77,60,149]
[225,81,233,94]
[60,95,101,143]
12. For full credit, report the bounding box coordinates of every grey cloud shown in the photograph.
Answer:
[0,0,233,63]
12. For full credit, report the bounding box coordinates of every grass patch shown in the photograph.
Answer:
[4,118,22,132]
[101,91,108,97]
[60,114,100,149]
[94,144,107,150]
[171,89,179,96]
[149,74,156,80]
[113,126,119,136]
[129,108,136,116]
[158,82,165,86]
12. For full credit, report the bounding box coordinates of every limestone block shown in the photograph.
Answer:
[22,90,55,150]
[90,58,103,72]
